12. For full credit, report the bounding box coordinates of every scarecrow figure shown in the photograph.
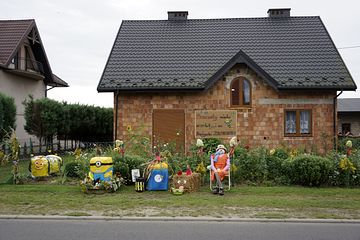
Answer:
[210,144,230,195]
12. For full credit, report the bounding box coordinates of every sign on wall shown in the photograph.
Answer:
[195,110,237,138]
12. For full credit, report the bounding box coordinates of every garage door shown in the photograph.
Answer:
[153,109,185,152]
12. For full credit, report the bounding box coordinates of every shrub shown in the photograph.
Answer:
[235,147,267,183]
[123,155,147,171]
[338,137,360,154]
[112,154,147,183]
[203,138,222,155]
[284,154,334,186]
[265,148,290,183]
[64,161,84,178]
[330,150,360,186]
[113,162,129,179]
[266,154,284,181]
[349,151,360,186]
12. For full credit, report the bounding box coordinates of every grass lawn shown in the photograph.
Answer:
[1,184,360,219]
[1,160,360,219]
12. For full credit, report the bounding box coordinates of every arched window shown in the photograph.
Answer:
[230,77,251,107]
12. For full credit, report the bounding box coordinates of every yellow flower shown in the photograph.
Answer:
[290,149,298,158]
[195,162,206,174]
[269,149,276,155]
[74,148,81,159]
[339,157,356,173]
[230,163,238,175]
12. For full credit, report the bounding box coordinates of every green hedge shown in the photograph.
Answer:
[284,155,334,186]
[23,96,113,143]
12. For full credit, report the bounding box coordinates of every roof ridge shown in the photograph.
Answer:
[0,19,34,22]
[122,16,319,23]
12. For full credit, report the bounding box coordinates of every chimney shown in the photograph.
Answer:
[168,11,188,21]
[267,8,291,18]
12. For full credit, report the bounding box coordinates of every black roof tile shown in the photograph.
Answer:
[98,15,356,92]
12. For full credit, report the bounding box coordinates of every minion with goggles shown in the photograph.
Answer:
[210,144,230,195]
[89,157,113,183]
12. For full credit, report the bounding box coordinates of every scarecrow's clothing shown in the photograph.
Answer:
[210,154,230,181]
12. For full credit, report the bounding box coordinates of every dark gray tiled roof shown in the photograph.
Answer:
[0,19,33,66]
[98,16,356,92]
[338,98,360,112]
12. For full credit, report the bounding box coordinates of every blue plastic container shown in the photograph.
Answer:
[146,169,169,191]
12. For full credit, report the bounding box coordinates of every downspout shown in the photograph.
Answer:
[333,90,343,151]
[114,90,119,141]
[45,86,55,98]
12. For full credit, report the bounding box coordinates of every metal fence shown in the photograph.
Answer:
[1,139,114,160]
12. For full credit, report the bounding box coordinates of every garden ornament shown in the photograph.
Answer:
[210,144,230,195]
[346,140,352,157]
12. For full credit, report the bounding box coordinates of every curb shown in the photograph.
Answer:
[1,215,360,224]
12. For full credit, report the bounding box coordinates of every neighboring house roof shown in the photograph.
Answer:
[338,98,360,112]
[0,19,68,87]
[98,11,356,92]
[52,74,69,87]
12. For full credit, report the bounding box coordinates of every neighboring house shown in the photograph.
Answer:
[98,9,357,153]
[338,98,360,136]
[0,19,68,143]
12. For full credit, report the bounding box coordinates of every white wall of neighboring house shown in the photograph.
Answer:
[338,113,360,136]
[0,68,46,144]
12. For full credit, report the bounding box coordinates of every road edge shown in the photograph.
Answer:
[1,215,360,224]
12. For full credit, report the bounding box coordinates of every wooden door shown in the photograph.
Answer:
[153,109,185,152]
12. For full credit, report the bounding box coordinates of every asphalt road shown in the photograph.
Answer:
[1,219,360,240]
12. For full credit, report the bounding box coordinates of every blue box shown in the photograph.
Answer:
[147,169,168,191]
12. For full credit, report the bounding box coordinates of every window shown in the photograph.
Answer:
[230,77,251,107]
[9,53,18,69]
[285,110,312,136]
[341,123,351,135]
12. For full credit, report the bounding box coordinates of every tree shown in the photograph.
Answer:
[0,92,16,142]
[23,96,113,146]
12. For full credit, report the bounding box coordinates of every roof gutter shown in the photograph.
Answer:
[334,90,343,151]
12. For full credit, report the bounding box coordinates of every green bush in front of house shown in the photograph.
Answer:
[266,149,289,183]
[64,161,84,178]
[235,147,267,183]
[328,150,360,187]
[283,154,334,186]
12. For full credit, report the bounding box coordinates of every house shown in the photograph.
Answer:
[0,19,68,143]
[98,9,357,153]
[338,98,360,136]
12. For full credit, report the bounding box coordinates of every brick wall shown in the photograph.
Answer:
[115,64,336,154]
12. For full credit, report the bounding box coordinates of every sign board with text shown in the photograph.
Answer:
[195,110,237,138]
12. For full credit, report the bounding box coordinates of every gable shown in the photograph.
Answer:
[0,19,68,87]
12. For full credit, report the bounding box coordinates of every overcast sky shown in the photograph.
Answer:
[2,0,360,107]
